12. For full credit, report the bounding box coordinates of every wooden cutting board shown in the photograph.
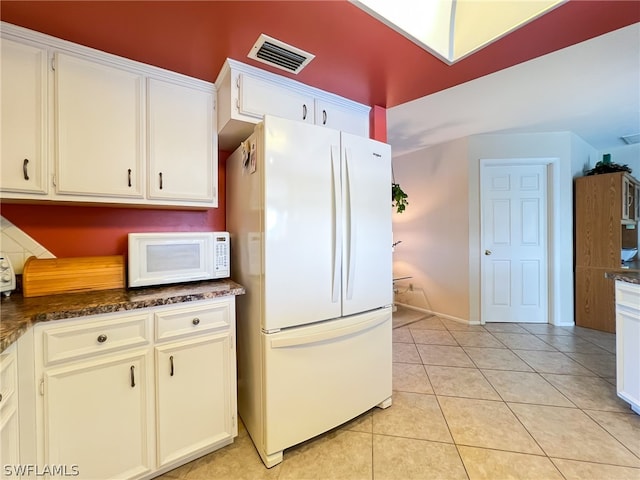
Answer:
[22,255,125,297]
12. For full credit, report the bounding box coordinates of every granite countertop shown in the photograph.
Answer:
[605,270,640,285]
[0,279,245,353]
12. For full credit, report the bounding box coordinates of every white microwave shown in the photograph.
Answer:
[128,232,230,288]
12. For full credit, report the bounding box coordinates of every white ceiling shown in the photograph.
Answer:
[387,22,640,157]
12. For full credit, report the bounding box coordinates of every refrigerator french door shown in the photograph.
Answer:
[227,115,393,467]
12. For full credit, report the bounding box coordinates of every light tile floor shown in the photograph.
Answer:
[156,306,640,480]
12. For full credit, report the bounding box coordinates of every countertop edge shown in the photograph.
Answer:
[0,279,245,353]
[605,271,640,285]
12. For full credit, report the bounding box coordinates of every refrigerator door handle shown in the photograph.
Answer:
[344,147,356,300]
[269,312,389,348]
[331,145,342,303]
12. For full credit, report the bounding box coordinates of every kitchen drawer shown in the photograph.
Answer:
[0,344,17,413]
[155,299,231,342]
[40,312,151,366]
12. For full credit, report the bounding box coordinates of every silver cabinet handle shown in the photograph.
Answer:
[322,110,327,125]
[127,169,132,187]
[130,365,136,388]
[485,250,492,256]
[170,355,174,376]
[302,104,307,120]
[97,334,108,343]
[23,159,29,180]
[192,318,200,326]
[159,172,163,190]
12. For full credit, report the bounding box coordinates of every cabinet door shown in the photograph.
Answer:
[155,333,235,468]
[0,406,19,479]
[0,345,19,478]
[239,73,314,124]
[622,175,631,221]
[314,98,369,137]
[54,52,144,198]
[1,38,48,194]
[44,350,153,480]
[147,78,215,203]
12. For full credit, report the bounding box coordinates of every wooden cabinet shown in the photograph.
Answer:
[1,22,217,208]
[29,297,236,479]
[622,174,640,222]
[216,58,370,150]
[0,344,20,479]
[574,172,639,332]
[54,52,145,198]
[614,280,640,414]
[0,38,48,195]
[147,78,216,204]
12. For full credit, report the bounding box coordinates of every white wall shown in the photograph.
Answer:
[392,138,470,322]
[393,131,598,325]
[597,144,640,174]
[468,131,596,326]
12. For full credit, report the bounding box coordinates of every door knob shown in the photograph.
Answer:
[485,250,492,256]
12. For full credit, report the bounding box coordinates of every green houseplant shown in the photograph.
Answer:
[392,183,408,214]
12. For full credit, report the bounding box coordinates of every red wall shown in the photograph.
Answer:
[0,154,228,258]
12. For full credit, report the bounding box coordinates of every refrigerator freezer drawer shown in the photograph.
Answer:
[262,307,392,458]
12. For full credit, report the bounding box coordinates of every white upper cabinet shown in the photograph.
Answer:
[147,78,216,204]
[216,58,370,150]
[238,73,315,124]
[0,22,217,209]
[314,98,369,137]
[0,38,48,194]
[55,52,145,198]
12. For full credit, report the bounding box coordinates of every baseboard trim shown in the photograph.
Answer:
[394,302,476,325]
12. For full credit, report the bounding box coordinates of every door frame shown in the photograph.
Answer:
[473,157,560,325]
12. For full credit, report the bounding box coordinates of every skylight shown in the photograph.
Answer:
[351,0,566,64]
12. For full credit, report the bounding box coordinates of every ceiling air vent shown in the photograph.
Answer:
[621,133,640,145]
[247,34,315,74]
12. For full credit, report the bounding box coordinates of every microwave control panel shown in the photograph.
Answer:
[214,233,230,278]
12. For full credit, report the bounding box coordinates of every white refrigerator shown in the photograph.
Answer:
[227,115,393,468]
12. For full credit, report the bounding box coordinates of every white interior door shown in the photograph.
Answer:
[481,163,548,323]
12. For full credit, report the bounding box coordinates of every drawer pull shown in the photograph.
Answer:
[130,365,136,388]
[97,334,108,343]
[0,393,3,402]
[159,172,163,190]
[127,168,132,187]
[322,109,327,125]
[302,104,307,120]
[170,355,174,376]
[23,159,30,180]
[192,318,200,326]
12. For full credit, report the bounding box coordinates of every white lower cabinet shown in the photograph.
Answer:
[44,350,154,479]
[29,297,236,479]
[155,333,235,467]
[0,344,20,480]
[615,280,640,414]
